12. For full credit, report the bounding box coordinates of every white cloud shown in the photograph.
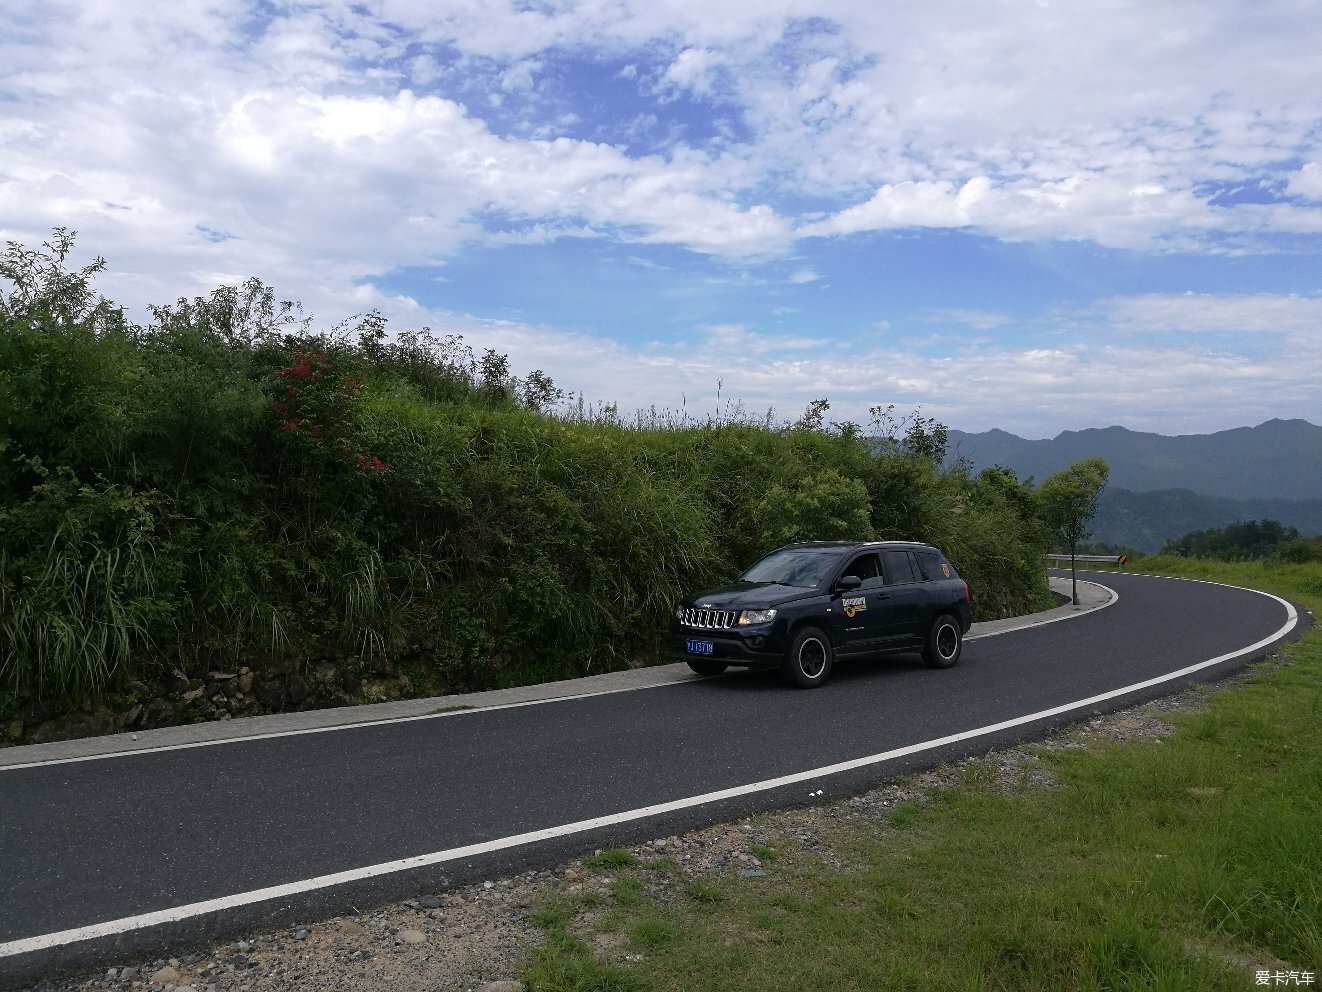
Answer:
[4,0,1322,271]
[663,48,724,96]
[803,180,987,235]
[788,269,819,284]
[1288,162,1322,201]
[1100,293,1322,334]
[801,174,1227,250]
[500,59,541,94]
[0,73,795,316]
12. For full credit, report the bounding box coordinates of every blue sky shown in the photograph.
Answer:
[2,1,1320,437]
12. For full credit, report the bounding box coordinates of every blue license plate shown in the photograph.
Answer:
[685,639,715,656]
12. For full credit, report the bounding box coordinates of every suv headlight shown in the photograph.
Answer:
[738,608,777,626]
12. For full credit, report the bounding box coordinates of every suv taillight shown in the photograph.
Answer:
[963,581,970,602]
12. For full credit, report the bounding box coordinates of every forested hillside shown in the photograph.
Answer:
[1159,520,1307,560]
[1092,488,1322,552]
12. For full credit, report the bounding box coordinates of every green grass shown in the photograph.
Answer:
[681,880,726,906]
[583,849,641,870]
[519,560,1321,991]
[747,843,777,863]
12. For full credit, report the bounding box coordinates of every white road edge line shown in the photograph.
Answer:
[0,580,1298,960]
[0,578,1115,773]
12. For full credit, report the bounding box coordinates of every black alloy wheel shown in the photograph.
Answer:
[783,626,833,688]
[922,614,963,669]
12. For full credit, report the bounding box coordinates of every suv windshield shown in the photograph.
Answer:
[740,548,839,588]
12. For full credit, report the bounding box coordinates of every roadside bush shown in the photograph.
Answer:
[755,469,874,545]
[1278,536,1322,564]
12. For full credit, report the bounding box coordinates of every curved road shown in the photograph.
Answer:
[0,570,1306,982]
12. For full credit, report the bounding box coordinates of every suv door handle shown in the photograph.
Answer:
[873,592,891,600]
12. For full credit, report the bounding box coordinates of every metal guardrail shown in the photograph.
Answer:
[1046,554,1127,568]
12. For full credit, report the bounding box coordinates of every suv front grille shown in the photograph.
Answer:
[680,607,738,629]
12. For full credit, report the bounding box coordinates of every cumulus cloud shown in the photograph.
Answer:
[1288,162,1322,201]
[499,60,541,94]
[805,180,987,235]
[5,0,1322,270]
[663,48,725,96]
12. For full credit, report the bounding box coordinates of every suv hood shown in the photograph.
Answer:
[683,581,818,610]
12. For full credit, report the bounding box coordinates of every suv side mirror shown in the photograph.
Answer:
[835,575,863,593]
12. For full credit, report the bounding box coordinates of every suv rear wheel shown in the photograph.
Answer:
[922,614,963,669]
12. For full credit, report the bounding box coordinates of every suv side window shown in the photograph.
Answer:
[881,549,917,585]
[916,551,953,581]
[841,552,883,588]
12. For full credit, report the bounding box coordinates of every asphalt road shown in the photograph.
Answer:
[0,570,1306,982]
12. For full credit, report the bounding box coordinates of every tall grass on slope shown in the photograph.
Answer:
[0,529,169,702]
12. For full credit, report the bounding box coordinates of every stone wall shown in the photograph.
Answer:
[2,659,416,746]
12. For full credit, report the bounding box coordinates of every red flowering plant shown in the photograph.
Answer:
[265,343,390,477]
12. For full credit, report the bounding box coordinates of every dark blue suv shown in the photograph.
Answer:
[671,541,972,687]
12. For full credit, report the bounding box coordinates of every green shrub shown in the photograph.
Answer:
[1278,536,1322,564]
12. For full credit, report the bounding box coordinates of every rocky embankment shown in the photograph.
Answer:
[2,659,415,747]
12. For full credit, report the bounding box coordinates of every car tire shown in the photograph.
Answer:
[782,626,833,688]
[687,659,728,677]
[922,614,963,669]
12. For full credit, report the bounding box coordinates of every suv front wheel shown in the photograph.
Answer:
[783,626,833,688]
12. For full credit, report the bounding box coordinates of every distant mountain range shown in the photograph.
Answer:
[945,419,1322,551]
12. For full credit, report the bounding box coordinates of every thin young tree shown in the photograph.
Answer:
[1038,458,1110,605]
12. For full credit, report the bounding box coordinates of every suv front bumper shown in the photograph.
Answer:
[669,624,787,668]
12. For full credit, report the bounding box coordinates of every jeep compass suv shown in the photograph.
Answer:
[671,541,972,688]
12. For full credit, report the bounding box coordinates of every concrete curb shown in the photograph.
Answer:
[0,573,1117,769]
[969,575,1115,639]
